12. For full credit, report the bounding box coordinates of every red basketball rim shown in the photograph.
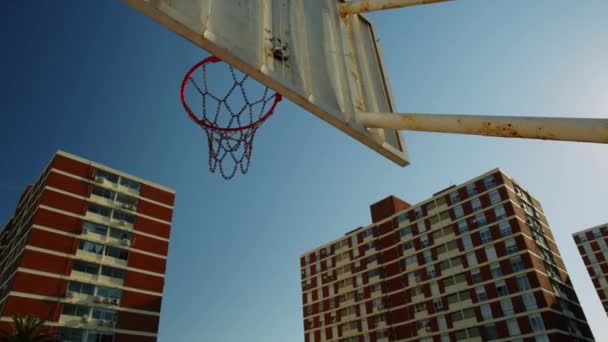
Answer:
[180,56,282,132]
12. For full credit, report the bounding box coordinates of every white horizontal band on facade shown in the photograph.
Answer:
[6,291,160,317]
[32,224,167,260]
[56,150,174,194]
[18,268,162,297]
[0,315,158,338]
[38,205,169,243]
[24,246,165,278]
[45,186,172,226]
[50,167,174,210]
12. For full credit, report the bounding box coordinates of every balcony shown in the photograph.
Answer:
[453,316,477,330]
[449,298,472,312]
[90,194,114,207]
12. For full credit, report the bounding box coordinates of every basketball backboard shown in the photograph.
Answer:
[123,0,410,166]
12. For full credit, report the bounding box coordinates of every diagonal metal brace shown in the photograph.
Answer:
[356,112,608,143]
[339,0,454,15]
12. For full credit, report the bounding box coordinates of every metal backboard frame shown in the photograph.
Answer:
[123,0,409,166]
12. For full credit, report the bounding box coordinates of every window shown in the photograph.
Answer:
[92,186,115,200]
[400,227,412,237]
[416,320,430,332]
[484,175,496,189]
[87,332,114,342]
[457,220,468,234]
[505,238,518,254]
[427,266,436,279]
[485,324,498,340]
[461,235,473,250]
[471,198,482,212]
[68,281,95,295]
[522,293,537,310]
[431,282,440,296]
[437,315,447,330]
[105,246,128,260]
[57,328,83,342]
[500,298,514,315]
[475,213,487,226]
[368,269,380,278]
[466,253,477,267]
[72,261,99,275]
[489,190,501,204]
[499,221,512,237]
[362,229,373,238]
[79,240,104,255]
[454,329,467,340]
[420,236,430,248]
[480,304,492,320]
[471,269,483,283]
[423,250,432,263]
[415,207,424,219]
[479,229,492,244]
[496,280,509,296]
[397,213,408,223]
[511,256,525,272]
[447,240,458,251]
[476,286,488,301]
[453,205,464,218]
[417,220,427,232]
[403,241,413,251]
[62,304,89,317]
[450,191,460,204]
[466,184,477,196]
[535,336,550,342]
[451,311,464,322]
[507,319,521,336]
[494,205,507,220]
[490,263,502,278]
[433,299,444,311]
[92,308,116,322]
[113,210,134,224]
[110,228,132,241]
[408,270,421,284]
[88,204,111,217]
[373,313,385,324]
[529,313,545,332]
[96,169,118,183]
[485,246,497,261]
[516,275,531,291]
[405,256,417,266]
[96,286,122,299]
[83,221,108,236]
[120,177,141,191]
[432,229,443,240]
[101,266,126,279]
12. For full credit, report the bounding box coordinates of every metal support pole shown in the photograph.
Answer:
[339,0,454,15]
[356,112,608,143]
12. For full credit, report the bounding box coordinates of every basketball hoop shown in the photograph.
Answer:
[180,56,282,180]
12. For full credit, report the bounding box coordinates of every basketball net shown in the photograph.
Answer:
[181,57,282,180]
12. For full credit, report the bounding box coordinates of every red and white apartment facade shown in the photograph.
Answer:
[573,223,608,316]
[300,169,593,342]
[0,151,174,342]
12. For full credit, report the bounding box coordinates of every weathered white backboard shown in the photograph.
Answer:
[123,0,409,166]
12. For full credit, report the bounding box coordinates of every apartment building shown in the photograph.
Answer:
[0,151,174,342]
[573,223,608,316]
[300,169,593,342]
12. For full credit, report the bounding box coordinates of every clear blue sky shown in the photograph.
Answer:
[0,1,607,341]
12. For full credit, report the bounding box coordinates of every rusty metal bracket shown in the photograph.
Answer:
[356,112,608,143]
